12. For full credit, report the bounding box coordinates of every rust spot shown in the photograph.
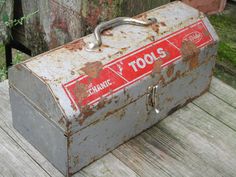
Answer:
[160,22,166,26]
[123,88,127,95]
[135,12,147,20]
[147,35,155,42]
[119,109,125,119]
[41,76,50,82]
[81,61,103,79]
[181,40,199,61]
[175,70,181,78]
[97,99,107,110]
[101,44,110,48]
[71,104,77,111]
[102,29,113,36]
[71,70,75,75]
[15,64,23,71]
[166,97,174,102]
[90,119,100,126]
[58,116,66,125]
[73,155,80,166]
[189,57,199,70]
[203,29,210,36]
[78,118,85,126]
[69,136,73,144]
[98,48,102,52]
[105,111,113,118]
[105,109,125,120]
[79,105,95,125]
[161,70,181,87]
[66,120,72,130]
[126,93,130,100]
[153,60,163,74]
[166,64,174,78]
[72,82,88,106]
[121,47,130,52]
[96,98,111,110]
[159,75,166,85]
[151,23,160,33]
[64,39,86,51]
[181,40,200,70]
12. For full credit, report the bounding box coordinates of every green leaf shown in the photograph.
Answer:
[2,12,9,23]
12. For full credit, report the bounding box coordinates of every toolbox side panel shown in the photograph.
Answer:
[68,48,216,174]
[9,87,68,175]
[8,66,67,131]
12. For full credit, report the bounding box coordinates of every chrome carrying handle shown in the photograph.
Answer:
[86,17,157,51]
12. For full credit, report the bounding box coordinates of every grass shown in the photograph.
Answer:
[0,44,6,81]
[208,3,236,88]
[0,44,27,81]
[214,67,236,88]
[209,6,236,67]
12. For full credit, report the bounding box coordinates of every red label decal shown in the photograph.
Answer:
[63,20,213,110]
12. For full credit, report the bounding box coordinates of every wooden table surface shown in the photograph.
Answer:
[0,77,236,177]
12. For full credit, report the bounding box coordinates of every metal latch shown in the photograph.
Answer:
[146,85,160,114]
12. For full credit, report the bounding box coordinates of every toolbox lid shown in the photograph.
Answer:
[8,1,217,134]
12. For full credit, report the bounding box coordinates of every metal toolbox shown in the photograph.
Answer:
[8,2,218,176]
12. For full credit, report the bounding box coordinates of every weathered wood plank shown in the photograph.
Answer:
[78,153,139,177]
[142,130,222,177]
[193,92,236,131]
[0,127,50,177]
[156,103,236,177]
[113,131,222,177]
[210,78,236,108]
[0,81,12,125]
[113,140,171,177]
[113,102,236,177]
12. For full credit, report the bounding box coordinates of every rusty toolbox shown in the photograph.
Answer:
[8,1,218,176]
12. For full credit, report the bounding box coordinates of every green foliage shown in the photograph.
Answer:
[2,12,9,24]
[0,44,7,82]
[12,51,24,64]
[0,66,6,81]
[218,41,236,67]
[0,44,25,81]
[214,67,236,89]
[4,10,39,28]
[0,0,5,5]
[209,13,236,67]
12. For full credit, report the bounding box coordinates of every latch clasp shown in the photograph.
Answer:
[147,85,160,114]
